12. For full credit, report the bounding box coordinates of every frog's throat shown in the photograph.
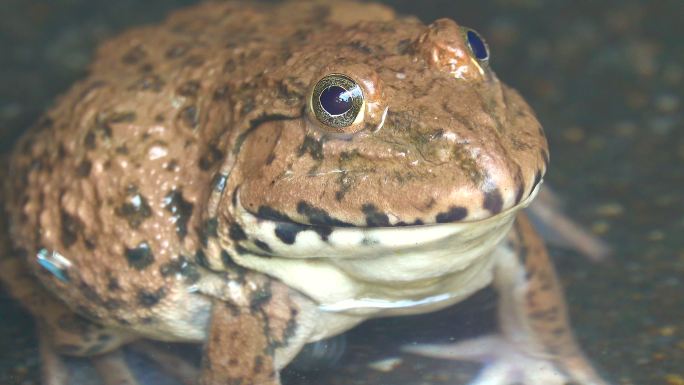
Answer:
[226,183,541,317]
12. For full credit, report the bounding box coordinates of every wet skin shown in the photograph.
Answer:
[0,2,608,384]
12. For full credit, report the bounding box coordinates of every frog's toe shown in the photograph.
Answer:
[403,334,609,385]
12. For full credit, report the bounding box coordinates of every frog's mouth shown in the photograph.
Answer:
[227,185,539,315]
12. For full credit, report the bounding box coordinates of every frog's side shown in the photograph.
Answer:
[0,1,608,385]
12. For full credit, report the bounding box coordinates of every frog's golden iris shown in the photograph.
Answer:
[310,74,365,129]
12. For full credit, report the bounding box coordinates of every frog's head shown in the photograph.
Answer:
[214,14,548,305]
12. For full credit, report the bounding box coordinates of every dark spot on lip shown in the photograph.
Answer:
[435,206,468,223]
[201,217,219,246]
[125,242,154,270]
[296,201,353,227]
[257,206,292,222]
[274,222,307,245]
[361,204,390,227]
[163,190,193,240]
[194,249,209,268]
[253,239,272,253]
[483,188,504,214]
[122,45,146,65]
[229,222,247,241]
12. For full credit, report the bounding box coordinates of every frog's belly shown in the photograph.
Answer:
[229,198,522,320]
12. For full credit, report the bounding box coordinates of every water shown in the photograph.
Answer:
[0,0,682,384]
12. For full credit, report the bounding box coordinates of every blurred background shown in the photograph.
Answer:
[0,0,682,384]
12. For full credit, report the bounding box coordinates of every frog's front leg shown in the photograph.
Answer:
[198,273,319,385]
[405,213,609,385]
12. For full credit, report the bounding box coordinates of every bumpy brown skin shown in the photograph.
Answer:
[0,2,607,385]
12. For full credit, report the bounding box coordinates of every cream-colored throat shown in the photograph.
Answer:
[226,186,539,318]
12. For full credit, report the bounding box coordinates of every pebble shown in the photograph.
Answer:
[595,203,624,217]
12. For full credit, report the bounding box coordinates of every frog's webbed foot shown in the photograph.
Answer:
[404,334,607,385]
[403,213,610,385]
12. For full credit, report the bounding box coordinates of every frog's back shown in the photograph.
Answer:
[3,1,385,333]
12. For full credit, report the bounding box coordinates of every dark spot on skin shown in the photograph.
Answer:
[165,43,189,58]
[396,219,424,226]
[84,131,96,150]
[297,135,324,161]
[122,45,146,65]
[257,206,291,222]
[135,74,165,92]
[177,80,201,97]
[296,201,352,227]
[436,206,468,223]
[166,159,179,171]
[348,40,372,54]
[76,160,92,177]
[397,39,412,54]
[532,170,543,193]
[179,105,199,129]
[60,209,83,248]
[160,255,200,284]
[115,145,129,155]
[361,204,390,227]
[183,55,205,67]
[213,84,230,100]
[274,223,306,245]
[199,146,223,170]
[250,287,272,312]
[254,239,272,253]
[195,249,209,268]
[163,190,193,240]
[116,186,152,229]
[204,217,219,239]
[221,250,248,282]
[254,356,264,373]
[265,152,276,165]
[212,173,228,192]
[483,188,504,214]
[137,287,166,307]
[229,222,247,241]
[125,242,154,270]
[107,276,120,291]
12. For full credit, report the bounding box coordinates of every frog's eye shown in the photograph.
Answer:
[465,29,489,61]
[311,74,364,129]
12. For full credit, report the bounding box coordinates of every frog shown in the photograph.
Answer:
[0,1,610,384]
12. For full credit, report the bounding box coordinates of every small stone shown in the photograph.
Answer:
[658,325,676,337]
[562,126,586,143]
[647,230,665,241]
[665,374,684,385]
[595,203,624,217]
[367,357,403,372]
[591,221,610,235]
[655,94,680,113]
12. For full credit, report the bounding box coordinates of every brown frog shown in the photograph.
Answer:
[0,1,609,384]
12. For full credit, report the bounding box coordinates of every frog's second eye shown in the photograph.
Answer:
[466,29,489,61]
[311,74,364,129]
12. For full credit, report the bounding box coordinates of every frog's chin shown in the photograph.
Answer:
[227,185,539,316]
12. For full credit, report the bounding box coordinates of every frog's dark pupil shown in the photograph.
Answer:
[466,30,488,60]
[319,86,352,116]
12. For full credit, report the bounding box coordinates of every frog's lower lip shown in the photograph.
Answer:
[231,190,522,259]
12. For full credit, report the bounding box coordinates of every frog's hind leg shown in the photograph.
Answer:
[0,255,141,385]
[403,213,609,385]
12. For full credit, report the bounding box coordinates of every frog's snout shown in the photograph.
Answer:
[412,18,486,81]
